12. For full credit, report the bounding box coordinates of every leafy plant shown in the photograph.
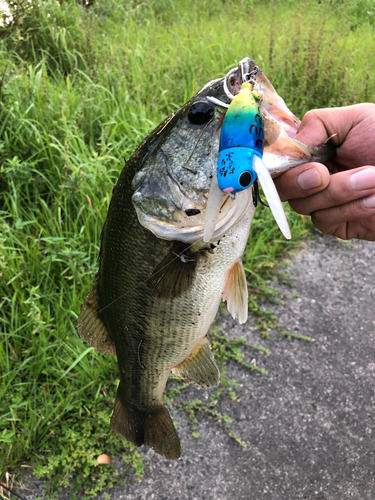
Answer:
[32,394,144,499]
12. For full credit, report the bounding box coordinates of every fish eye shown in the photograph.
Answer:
[239,171,252,188]
[185,209,201,216]
[188,101,214,125]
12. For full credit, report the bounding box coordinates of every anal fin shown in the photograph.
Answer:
[172,337,220,389]
[222,258,248,324]
[77,279,116,355]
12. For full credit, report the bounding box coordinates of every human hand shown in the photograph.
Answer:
[274,104,375,241]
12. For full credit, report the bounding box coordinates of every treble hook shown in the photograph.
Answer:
[240,59,259,86]
[222,59,260,101]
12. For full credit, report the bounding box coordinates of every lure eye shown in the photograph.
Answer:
[188,101,214,125]
[239,171,253,188]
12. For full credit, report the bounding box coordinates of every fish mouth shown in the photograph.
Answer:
[260,94,300,137]
[133,182,254,244]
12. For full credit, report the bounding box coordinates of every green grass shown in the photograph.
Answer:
[0,0,374,496]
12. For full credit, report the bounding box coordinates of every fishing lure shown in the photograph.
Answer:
[203,64,291,243]
[217,82,262,194]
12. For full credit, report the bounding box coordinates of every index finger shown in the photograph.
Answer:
[295,104,374,147]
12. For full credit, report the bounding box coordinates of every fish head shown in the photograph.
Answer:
[132,76,256,243]
[131,58,329,244]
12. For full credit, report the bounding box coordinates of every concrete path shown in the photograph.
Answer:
[22,234,375,499]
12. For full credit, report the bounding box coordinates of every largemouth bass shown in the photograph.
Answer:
[78,58,334,460]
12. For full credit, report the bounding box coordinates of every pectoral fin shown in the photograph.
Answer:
[77,279,116,355]
[172,337,220,389]
[222,258,248,324]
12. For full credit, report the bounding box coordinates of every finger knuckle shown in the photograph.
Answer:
[327,187,345,205]
[311,211,322,226]
[289,199,311,216]
[311,212,337,236]
[359,102,375,113]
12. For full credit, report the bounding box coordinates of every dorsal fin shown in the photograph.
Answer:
[77,278,116,355]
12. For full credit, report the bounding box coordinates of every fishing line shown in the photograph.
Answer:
[156,112,176,135]
[79,189,247,328]
[80,236,206,320]
[82,190,241,325]
[0,483,27,500]
[253,180,269,208]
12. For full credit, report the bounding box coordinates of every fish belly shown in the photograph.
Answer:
[140,205,255,396]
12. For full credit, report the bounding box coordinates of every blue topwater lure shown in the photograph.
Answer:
[217,82,263,194]
[203,71,291,243]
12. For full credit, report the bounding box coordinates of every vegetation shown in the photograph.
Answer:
[0,0,374,497]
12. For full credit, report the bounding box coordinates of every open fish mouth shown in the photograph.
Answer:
[133,173,254,243]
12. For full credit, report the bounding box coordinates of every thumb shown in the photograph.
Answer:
[273,163,330,202]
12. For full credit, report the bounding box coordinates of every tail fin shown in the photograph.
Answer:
[110,387,181,460]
